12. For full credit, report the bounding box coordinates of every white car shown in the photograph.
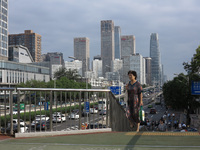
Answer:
[68,109,79,119]
[32,115,50,125]
[53,114,66,123]
[90,107,98,114]
[12,110,24,115]
[8,119,26,127]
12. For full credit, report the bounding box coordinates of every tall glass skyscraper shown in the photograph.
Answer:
[101,20,115,77]
[114,26,121,59]
[0,0,8,60]
[150,33,162,86]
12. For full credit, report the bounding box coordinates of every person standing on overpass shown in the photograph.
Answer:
[126,70,143,132]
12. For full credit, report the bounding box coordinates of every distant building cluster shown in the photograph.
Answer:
[0,1,166,88]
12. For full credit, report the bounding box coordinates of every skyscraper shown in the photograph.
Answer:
[9,30,42,62]
[144,57,152,85]
[74,37,90,77]
[121,35,136,83]
[101,20,115,77]
[150,33,162,86]
[0,0,8,61]
[114,26,121,59]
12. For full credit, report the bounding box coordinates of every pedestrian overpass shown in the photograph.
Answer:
[0,87,134,137]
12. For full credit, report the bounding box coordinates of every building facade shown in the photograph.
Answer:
[114,26,121,59]
[150,33,162,86]
[74,37,90,77]
[65,60,82,76]
[144,57,152,85]
[0,60,50,87]
[130,53,146,85]
[8,45,34,63]
[101,20,115,77]
[9,30,42,62]
[121,35,136,84]
[0,0,8,61]
[92,59,102,78]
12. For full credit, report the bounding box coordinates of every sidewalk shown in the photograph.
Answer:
[1,131,200,150]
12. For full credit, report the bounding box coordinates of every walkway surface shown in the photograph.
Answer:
[1,131,200,150]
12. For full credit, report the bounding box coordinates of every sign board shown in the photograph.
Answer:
[44,102,49,110]
[109,86,121,95]
[84,102,90,113]
[191,81,200,95]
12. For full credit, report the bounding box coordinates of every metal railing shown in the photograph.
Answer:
[0,87,130,136]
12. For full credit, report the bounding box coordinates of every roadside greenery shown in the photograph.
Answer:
[163,46,200,125]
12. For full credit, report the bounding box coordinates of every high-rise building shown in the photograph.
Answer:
[121,35,136,83]
[150,33,162,86]
[0,0,8,61]
[92,57,102,78]
[74,37,90,77]
[144,57,152,85]
[65,60,82,76]
[9,30,42,62]
[101,20,115,77]
[114,26,121,59]
[129,53,146,85]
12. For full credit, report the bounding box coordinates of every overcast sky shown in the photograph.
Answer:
[9,0,200,80]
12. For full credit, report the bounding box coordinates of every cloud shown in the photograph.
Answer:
[9,0,200,80]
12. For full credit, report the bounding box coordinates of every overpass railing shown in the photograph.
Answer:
[0,87,131,136]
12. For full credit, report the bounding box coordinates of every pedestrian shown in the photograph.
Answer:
[126,70,143,132]
[158,119,167,132]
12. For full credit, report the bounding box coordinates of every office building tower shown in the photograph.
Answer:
[150,33,162,86]
[111,59,123,81]
[74,37,90,77]
[9,30,42,62]
[129,53,146,85]
[0,0,8,61]
[121,35,136,83]
[92,58,102,78]
[144,57,152,85]
[41,52,64,65]
[114,26,121,59]
[101,20,115,77]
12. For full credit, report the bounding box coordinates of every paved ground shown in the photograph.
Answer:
[1,131,200,150]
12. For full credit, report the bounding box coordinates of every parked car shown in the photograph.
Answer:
[53,114,66,123]
[90,106,98,114]
[68,109,79,119]
[150,108,157,114]
[99,109,106,115]
[36,120,50,130]
[8,119,26,127]
[32,115,50,126]
[1,124,28,134]
[12,109,24,115]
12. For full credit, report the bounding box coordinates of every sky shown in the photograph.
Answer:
[9,0,200,80]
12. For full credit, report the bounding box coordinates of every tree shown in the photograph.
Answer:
[163,45,200,125]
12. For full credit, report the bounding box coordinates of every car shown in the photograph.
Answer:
[32,115,50,126]
[8,119,26,127]
[150,108,157,114]
[148,104,153,108]
[53,114,66,123]
[90,106,98,114]
[36,120,50,130]
[12,109,24,115]
[99,109,106,115]
[1,124,28,134]
[68,109,79,119]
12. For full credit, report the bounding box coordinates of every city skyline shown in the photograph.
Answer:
[9,0,200,80]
